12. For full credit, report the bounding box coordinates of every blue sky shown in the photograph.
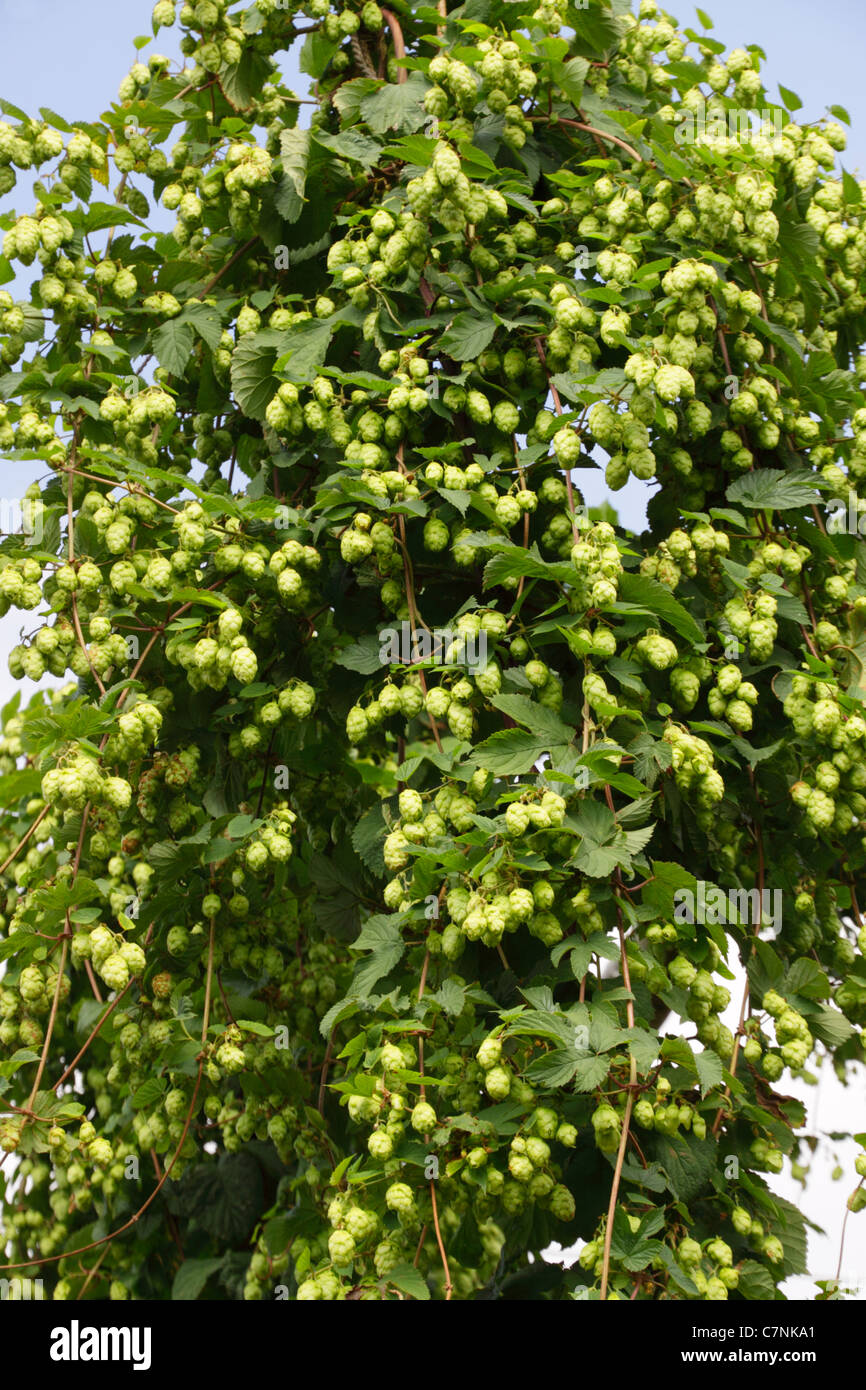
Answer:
[0,0,865,1295]
[1,0,864,156]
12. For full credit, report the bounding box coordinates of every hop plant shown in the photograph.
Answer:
[0,0,860,1311]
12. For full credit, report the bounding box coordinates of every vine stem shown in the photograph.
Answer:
[25,805,90,1112]
[74,1245,109,1301]
[318,1032,335,1115]
[599,857,638,1301]
[64,465,182,515]
[529,114,642,162]
[599,1062,636,1300]
[713,802,764,1135]
[71,593,107,697]
[52,982,131,1091]
[149,1150,186,1256]
[413,1223,428,1266]
[533,337,580,543]
[381,9,407,82]
[577,685,593,1003]
[747,261,775,365]
[64,426,106,695]
[416,948,450,1297]
[27,946,68,1113]
[201,915,216,1049]
[417,949,430,1105]
[84,959,104,1004]
[0,883,219,1274]
[199,236,258,297]
[835,1179,863,1285]
[0,1061,204,1272]
[429,1182,452,1300]
[512,436,530,602]
[395,447,443,752]
[0,806,48,875]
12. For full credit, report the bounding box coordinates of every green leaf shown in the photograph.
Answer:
[182,300,223,351]
[360,73,429,134]
[487,693,573,745]
[39,107,72,132]
[152,319,195,376]
[483,544,573,588]
[624,1027,659,1075]
[354,913,403,951]
[572,1055,613,1091]
[299,30,340,80]
[203,835,238,865]
[0,98,28,122]
[230,328,284,422]
[778,84,802,112]
[656,1248,701,1295]
[737,1259,778,1300]
[335,635,386,674]
[809,1005,855,1048]
[386,1263,430,1300]
[726,469,822,511]
[562,931,619,982]
[468,728,564,775]
[526,1047,579,1087]
[331,77,379,123]
[438,312,497,361]
[312,129,381,168]
[82,203,144,233]
[753,316,806,360]
[380,133,436,165]
[433,978,466,1017]
[70,907,102,925]
[0,1048,39,1078]
[351,803,386,877]
[279,316,334,383]
[784,957,831,1000]
[319,995,360,1038]
[225,814,261,839]
[842,168,862,207]
[694,1048,723,1097]
[276,128,311,223]
[623,823,655,856]
[772,1194,808,1278]
[171,1256,225,1301]
[220,48,274,108]
[352,941,405,998]
[573,841,627,878]
[131,1077,166,1108]
[552,56,589,106]
[617,572,704,644]
[263,1215,294,1256]
[656,1135,716,1202]
[178,1152,262,1243]
[609,1206,666,1271]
